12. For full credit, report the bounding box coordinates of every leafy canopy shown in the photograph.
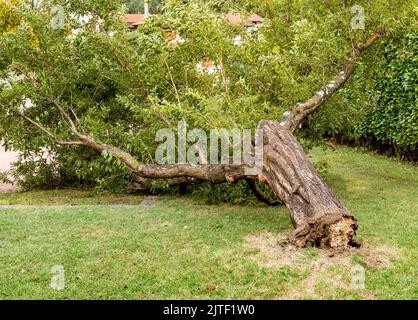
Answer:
[0,0,415,189]
[0,0,21,34]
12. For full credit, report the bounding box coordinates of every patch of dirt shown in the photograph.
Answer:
[281,261,350,300]
[244,232,307,268]
[280,261,378,300]
[358,244,401,268]
[244,231,401,299]
[245,231,356,269]
[245,232,401,269]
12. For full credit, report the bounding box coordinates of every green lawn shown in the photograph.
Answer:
[0,146,417,299]
[0,189,144,206]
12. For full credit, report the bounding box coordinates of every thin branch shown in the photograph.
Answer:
[164,60,182,106]
[50,99,78,133]
[22,115,83,146]
[13,65,80,135]
[279,30,384,133]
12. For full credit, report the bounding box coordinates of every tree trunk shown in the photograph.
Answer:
[259,121,358,248]
[76,120,359,248]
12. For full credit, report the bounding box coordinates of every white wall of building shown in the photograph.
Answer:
[0,145,18,172]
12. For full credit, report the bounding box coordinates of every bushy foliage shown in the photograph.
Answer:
[0,0,415,192]
[309,24,417,157]
[0,0,21,34]
[356,30,418,151]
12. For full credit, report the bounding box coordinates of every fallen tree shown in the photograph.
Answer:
[19,31,382,248]
[1,1,412,249]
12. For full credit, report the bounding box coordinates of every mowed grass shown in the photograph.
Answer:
[0,146,417,299]
[0,189,144,206]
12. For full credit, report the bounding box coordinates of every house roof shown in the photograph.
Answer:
[225,13,264,26]
[224,13,242,24]
[249,14,264,23]
[125,13,264,30]
[125,14,145,26]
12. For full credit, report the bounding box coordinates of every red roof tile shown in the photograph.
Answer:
[125,14,145,25]
[249,14,263,23]
[225,13,242,24]
[225,13,264,26]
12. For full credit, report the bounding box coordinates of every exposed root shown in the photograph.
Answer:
[281,215,359,249]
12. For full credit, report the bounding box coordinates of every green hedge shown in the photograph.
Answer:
[356,31,418,150]
[310,27,417,158]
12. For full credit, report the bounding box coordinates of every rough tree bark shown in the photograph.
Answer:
[22,32,383,249]
[259,121,358,248]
